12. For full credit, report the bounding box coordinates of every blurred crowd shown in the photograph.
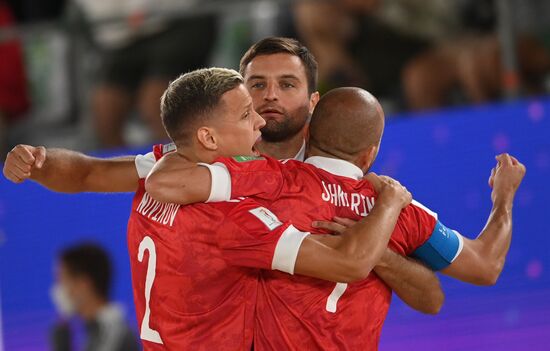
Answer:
[1,0,550,158]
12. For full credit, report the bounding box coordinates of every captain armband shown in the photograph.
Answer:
[412,221,464,271]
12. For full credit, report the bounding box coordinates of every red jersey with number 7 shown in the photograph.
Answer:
[202,155,444,351]
[127,146,308,350]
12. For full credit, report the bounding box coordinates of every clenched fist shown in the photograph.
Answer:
[3,144,46,183]
[488,153,526,205]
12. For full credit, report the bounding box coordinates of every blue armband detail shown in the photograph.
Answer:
[412,221,463,271]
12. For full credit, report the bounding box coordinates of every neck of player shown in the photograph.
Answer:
[307,143,366,174]
[257,132,305,160]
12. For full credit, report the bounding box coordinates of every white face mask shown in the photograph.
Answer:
[50,284,76,317]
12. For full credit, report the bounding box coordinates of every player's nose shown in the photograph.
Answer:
[264,83,278,101]
[254,111,266,129]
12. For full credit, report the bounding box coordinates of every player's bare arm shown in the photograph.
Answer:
[145,151,211,203]
[3,144,139,193]
[313,217,444,314]
[374,250,444,314]
[440,154,526,285]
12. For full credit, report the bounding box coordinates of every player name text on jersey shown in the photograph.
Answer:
[321,181,375,216]
[136,192,180,227]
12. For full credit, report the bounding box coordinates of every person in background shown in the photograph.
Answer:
[74,0,218,147]
[402,0,550,110]
[50,243,139,351]
[293,0,550,111]
[292,0,438,98]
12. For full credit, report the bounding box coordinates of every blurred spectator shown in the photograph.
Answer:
[403,0,550,110]
[75,0,218,147]
[293,0,442,98]
[293,0,550,112]
[50,243,139,351]
[0,1,30,159]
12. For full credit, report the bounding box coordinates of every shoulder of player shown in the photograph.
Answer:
[394,200,439,234]
[356,177,377,194]
[208,154,277,169]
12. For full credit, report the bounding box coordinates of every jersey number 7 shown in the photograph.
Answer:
[326,283,348,313]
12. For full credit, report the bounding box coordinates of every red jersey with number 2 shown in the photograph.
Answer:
[127,146,301,350]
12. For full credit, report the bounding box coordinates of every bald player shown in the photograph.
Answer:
[309,88,525,284]
[309,88,384,172]
[144,87,525,349]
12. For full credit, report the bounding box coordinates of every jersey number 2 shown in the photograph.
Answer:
[138,236,164,344]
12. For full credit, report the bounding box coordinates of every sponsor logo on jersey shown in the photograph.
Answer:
[249,207,283,230]
[232,155,265,162]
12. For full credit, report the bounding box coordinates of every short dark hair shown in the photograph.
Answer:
[239,37,318,94]
[161,67,244,146]
[60,243,112,300]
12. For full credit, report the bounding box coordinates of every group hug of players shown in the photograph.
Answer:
[3,37,526,350]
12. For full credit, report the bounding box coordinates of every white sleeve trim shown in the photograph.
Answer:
[271,225,309,274]
[197,162,232,203]
[451,230,465,262]
[135,152,156,179]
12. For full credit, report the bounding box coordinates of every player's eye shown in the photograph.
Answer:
[281,82,295,89]
[250,82,265,89]
[242,112,250,120]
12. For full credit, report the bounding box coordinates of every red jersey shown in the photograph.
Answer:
[203,155,440,351]
[128,147,307,350]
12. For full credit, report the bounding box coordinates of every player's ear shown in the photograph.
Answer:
[309,91,320,114]
[357,145,378,173]
[366,144,379,170]
[196,127,218,151]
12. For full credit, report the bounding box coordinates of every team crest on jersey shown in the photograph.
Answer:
[249,207,282,230]
[232,155,265,162]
